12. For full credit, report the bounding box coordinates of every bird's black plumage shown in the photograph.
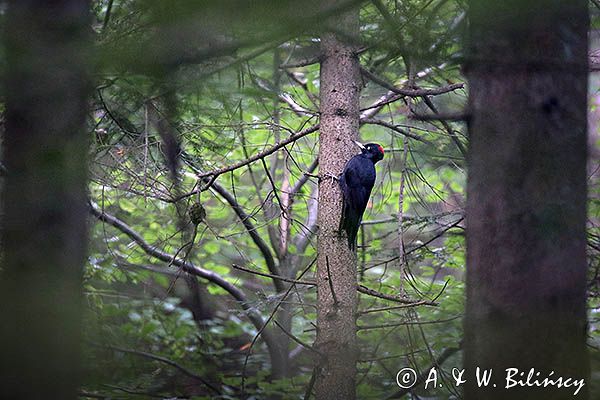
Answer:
[339,142,384,250]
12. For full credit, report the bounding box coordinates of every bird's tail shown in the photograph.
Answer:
[340,204,360,251]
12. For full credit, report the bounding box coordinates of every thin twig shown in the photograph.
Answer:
[101,0,114,32]
[398,133,409,293]
[101,344,221,394]
[359,303,432,315]
[232,263,316,285]
[177,166,286,292]
[197,123,320,179]
[420,95,467,157]
[361,118,429,143]
[281,56,320,69]
[241,259,316,395]
[325,255,339,307]
[410,111,469,122]
[290,158,319,197]
[361,66,465,97]
[273,319,323,356]
[261,157,286,216]
[88,202,279,357]
[358,316,459,331]
[303,366,320,400]
[357,285,437,306]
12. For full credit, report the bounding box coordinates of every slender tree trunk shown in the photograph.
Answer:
[0,1,90,399]
[313,3,361,399]
[464,1,589,399]
[272,47,294,380]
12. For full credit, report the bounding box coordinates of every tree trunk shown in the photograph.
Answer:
[313,3,361,399]
[0,2,90,399]
[464,1,589,399]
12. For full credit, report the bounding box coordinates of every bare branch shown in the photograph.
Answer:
[101,0,114,31]
[325,255,338,307]
[252,74,315,117]
[239,128,281,259]
[357,284,438,306]
[242,259,315,393]
[359,62,453,120]
[273,319,322,356]
[360,91,404,119]
[280,56,320,69]
[88,202,279,353]
[194,101,443,186]
[361,217,396,225]
[369,217,465,269]
[410,111,469,122]
[197,123,319,179]
[210,180,285,292]
[358,316,459,330]
[360,303,433,315]
[179,155,284,292]
[280,92,317,116]
[361,118,430,143]
[101,344,221,395]
[278,168,292,256]
[195,90,460,184]
[294,187,319,256]
[232,263,316,286]
[90,202,241,298]
[397,135,409,293]
[285,71,320,106]
[419,95,467,157]
[290,158,318,197]
[361,67,465,97]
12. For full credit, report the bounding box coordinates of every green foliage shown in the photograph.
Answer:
[79,0,600,399]
[83,0,470,397]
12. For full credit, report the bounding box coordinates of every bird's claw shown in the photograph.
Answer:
[323,172,339,185]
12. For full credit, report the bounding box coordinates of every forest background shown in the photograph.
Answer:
[0,1,598,399]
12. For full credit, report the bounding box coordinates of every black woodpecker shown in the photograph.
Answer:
[339,141,384,250]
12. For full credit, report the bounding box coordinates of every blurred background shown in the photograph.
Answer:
[0,1,598,399]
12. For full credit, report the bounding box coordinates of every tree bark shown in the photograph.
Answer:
[464,1,589,399]
[313,3,361,399]
[0,1,90,399]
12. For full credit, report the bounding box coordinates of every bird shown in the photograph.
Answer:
[339,141,384,250]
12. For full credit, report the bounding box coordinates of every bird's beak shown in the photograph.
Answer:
[354,141,365,150]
